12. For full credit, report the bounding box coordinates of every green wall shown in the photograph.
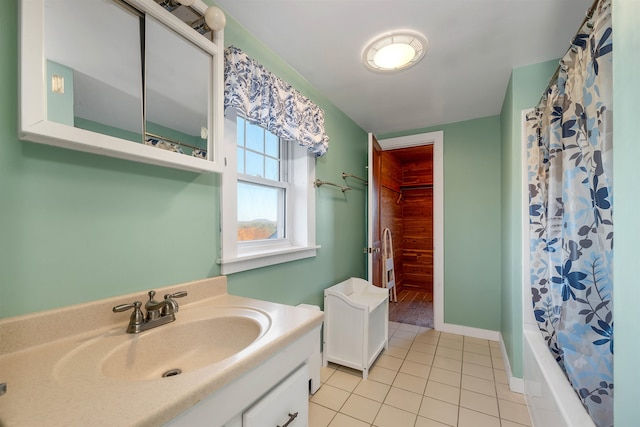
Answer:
[613,0,640,423]
[499,59,558,378]
[381,116,503,331]
[1,0,367,318]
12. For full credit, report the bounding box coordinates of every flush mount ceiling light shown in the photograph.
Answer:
[363,30,428,72]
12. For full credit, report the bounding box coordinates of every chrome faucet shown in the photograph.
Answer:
[113,290,187,333]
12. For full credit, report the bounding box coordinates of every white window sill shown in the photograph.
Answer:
[218,245,320,275]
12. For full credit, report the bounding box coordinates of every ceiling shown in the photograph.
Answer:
[214,0,592,136]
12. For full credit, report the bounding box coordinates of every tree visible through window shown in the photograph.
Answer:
[236,116,287,242]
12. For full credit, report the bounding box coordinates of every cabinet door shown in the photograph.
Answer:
[243,364,308,427]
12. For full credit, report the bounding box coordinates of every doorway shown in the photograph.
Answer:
[368,131,444,330]
[383,145,434,327]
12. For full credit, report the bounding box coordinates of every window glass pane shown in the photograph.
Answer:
[265,132,279,157]
[237,147,245,174]
[237,182,284,241]
[237,117,245,147]
[246,122,264,152]
[245,151,264,178]
[265,157,279,181]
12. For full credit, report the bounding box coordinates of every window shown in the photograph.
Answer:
[219,110,318,274]
[236,117,286,242]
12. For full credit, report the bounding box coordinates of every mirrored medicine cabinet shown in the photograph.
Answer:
[19,0,225,173]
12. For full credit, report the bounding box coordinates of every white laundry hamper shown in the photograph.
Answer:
[322,277,389,379]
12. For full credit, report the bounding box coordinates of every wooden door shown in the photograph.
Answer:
[366,134,383,287]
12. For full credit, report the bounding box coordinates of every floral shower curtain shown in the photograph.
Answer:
[525,0,613,426]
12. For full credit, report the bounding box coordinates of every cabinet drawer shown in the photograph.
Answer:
[243,363,308,427]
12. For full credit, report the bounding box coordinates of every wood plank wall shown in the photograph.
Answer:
[381,151,404,289]
[402,188,433,292]
[380,145,434,293]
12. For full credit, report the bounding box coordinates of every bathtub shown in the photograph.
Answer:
[523,324,596,427]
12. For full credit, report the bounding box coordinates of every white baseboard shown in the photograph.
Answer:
[438,322,500,341]
[499,332,524,393]
[510,373,525,393]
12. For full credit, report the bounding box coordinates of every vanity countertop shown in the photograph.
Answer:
[0,277,324,426]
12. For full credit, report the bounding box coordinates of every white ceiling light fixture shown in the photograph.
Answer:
[363,30,429,72]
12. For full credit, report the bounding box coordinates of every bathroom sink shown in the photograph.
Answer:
[54,307,271,383]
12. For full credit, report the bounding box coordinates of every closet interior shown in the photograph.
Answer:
[380,144,434,297]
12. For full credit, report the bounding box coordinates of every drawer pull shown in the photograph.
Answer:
[278,411,298,427]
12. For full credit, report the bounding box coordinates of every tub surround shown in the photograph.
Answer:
[0,276,324,426]
[523,325,596,426]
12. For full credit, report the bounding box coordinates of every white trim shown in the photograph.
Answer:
[366,134,373,282]
[219,245,319,275]
[512,375,525,394]
[433,132,444,331]
[378,132,438,150]
[220,111,317,274]
[439,323,500,341]
[378,130,444,331]
[500,332,525,393]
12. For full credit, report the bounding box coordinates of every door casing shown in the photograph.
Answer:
[367,131,444,330]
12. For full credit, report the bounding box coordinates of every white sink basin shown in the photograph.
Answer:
[54,307,271,382]
[0,277,326,427]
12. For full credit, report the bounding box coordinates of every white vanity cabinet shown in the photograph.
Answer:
[242,364,308,427]
[166,325,320,427]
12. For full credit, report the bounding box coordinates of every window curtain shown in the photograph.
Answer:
[224,46,329,157]
[525,0,612,426]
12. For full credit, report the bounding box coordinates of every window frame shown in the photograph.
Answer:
[236,119,289,243]
[219,109,318,274]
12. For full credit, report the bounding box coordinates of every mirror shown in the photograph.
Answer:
[145,16,210,158]
[20,0,225,173]
[45,0,144,143]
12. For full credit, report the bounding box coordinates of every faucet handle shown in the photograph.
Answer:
[164,291,188,299]
[161,291,188,316]
[113,301,142,313]
[112,301,144,332]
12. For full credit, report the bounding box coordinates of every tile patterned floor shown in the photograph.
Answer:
[310,321,532,427]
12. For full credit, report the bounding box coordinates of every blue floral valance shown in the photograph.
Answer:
[224,46,329,157]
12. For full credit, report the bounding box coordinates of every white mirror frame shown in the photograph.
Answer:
[19,0,224,173]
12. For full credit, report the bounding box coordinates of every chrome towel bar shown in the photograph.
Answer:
[314,179,351,192]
